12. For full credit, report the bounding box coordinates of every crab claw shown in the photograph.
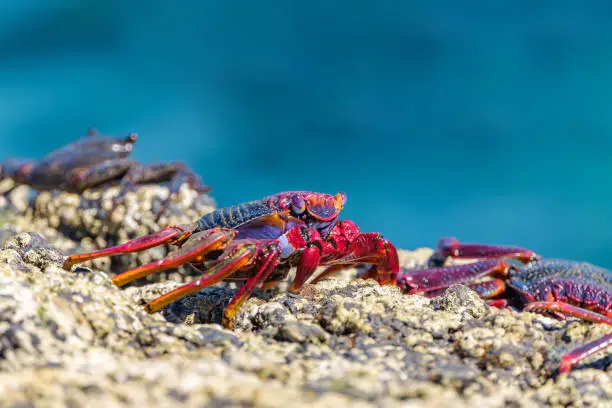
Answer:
[306,220,400,287]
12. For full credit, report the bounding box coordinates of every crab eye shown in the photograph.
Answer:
[291,195,306,214]
[335,192,347,211]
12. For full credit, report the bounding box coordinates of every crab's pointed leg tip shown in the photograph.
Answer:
[144,303,157,314]
[62,255,86,270]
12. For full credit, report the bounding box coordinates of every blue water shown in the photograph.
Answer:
[2,2,612,267]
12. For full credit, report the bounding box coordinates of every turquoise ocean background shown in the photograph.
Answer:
[2,2,612,266]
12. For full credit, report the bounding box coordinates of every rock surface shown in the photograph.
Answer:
[0,185,610,407]
[0,182,216,283]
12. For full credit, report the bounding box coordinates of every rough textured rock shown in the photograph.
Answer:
[0,182,216,283]
[0,185,610,407]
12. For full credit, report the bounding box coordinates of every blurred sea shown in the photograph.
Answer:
[2,2,612,266]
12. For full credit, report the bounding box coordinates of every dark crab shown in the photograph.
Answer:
[0,129,210,217]
[62,191,400,328]
[398,237,611,374]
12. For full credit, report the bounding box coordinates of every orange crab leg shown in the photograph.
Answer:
[63,223,199,269]
[222,246,281,328]
[113,228,236,286]
[145,243,258,314]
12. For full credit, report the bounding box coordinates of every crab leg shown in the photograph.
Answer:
[470,279,508,298]
[437,237,540,263]
[113,228,236,286]
[144,241,269,317]
[62,223,201,269]
[62,159,135,192]
[167,165,210,195]
[418,279,509,300]
[157,165,210,218]
[0,158,35,187]
[145,245,254,314]
[522,301,612,373]
[398,259,511,294]
[558,333,612,374]
[222,245,281,328]
[112,162,182,210]
[112,161,210,217]
[524,302,612,324]
[286,225,323,293]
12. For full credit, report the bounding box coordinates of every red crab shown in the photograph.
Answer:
[398,237,612,374]
[62,191,400,328]
[0,128,210,216]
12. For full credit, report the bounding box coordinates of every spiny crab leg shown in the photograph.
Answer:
[524,302,612,325]
[144,240,281,329]
[110,162,210,220]
[221,245,280,328]
[145,241,257,313]
[62,223,200,269]
[524,302,612,374]
[113,228,236,286]
[558,333,612,374]
[399,259,511,295]
[437,237,541,263]
[398,237,540,296]
[62,159,134,193]
[400,236,612,374]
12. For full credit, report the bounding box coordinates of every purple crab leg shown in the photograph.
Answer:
[467,279,507,298]
[112,161,210,218]
[523,302,612,373]
[110,162,183,216]
[559,333,612,374]
[167,164,211,195]
[0,158,35,186]
[158,164,211,218]
[437,237,541,263]
[62,158,135,193]
[523,301,612,373]
[398,259,510,294]
[420,279,509,299]
[524,302,612,325]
